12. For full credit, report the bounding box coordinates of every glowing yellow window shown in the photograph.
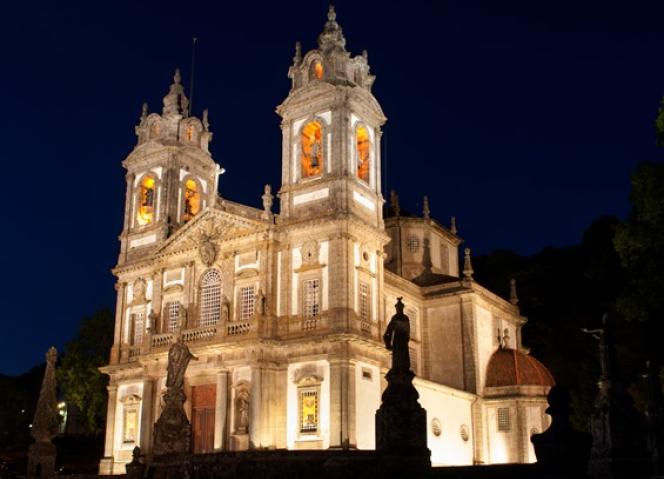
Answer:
[185,125,194,142]
[182,179,200,222]
[136,176,155,226]
[356,125,370,183]
[312,61,323,80]
[122,401,139,443]
[299,389,319,434]
[301,121,323,178]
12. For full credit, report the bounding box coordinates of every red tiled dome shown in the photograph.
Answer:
[485,348,555,388]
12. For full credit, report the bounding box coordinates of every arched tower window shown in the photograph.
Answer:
[199,269,221,326]
[356,124,370,184]
[300,121,323,178]
[182,178,201,223]
[136,175,156,226]
[310,60,324,80]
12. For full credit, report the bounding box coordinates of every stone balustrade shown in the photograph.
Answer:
[227,321,252,336]
[182,325,217,343]
[152,332,174,349]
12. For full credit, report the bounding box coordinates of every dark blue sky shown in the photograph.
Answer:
[1,0,663,374]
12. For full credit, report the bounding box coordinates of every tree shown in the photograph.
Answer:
[614,161,664,361]
[57,308,114,435]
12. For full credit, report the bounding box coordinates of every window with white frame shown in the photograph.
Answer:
[240,286,255,321]
[497,407,511,432]
[303,279,320,318]
[166,301,180,332]
[359,282,371,321]
[130,311,144,346]
[199,270,221,326]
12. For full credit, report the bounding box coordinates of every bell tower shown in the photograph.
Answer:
[276,6,386,228]
[118,69,222,264]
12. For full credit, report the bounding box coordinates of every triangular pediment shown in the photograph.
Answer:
[156,207,267,257]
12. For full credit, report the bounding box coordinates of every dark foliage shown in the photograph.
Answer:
[56,308,114,435]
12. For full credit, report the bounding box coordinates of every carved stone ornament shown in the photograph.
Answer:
[198,237,217,267]
[132,278,147,304]
[301,239,319,265]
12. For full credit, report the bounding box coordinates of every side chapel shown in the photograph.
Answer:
[99,6,554,474]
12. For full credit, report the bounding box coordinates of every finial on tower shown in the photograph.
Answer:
[202,109,210,131]
[140,102,148,123]
[510,278,519,306]
[318,4,346,53]
[423,195,430,220]
[163,68,189,117]
[293,41,302,66]
[463,247,474,282]
[450,216,458,235]
[390,190,401,217]
[499,328,511,349]
[362,49,369,61]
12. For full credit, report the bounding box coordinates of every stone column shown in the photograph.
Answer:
[250,366,262,449]
[214,370,229,451]
[111,283,126,364]
[101,384,118,471]
[184,261,195,328]
[151,270,164,333]
[139,380,154,454]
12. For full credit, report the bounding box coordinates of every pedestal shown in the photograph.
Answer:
[375,368,429,457]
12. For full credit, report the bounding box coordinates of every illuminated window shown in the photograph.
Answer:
[407,236,420,253]
[497,408,511,432]
[182,178,201,222]
[122,396,140,444]
[311,60,324,80]
[136,176,156,226]
[359,282,371,321]
[185,124,194,142]
[240,286,255,321]
[299,389,319,434]
[166,301,181,332]
[130,312,144,346]
[200,270,221,326]
[356,124,370,183]
[303,279,320,318]
[300,121,323,178]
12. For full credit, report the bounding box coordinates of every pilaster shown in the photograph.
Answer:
[214,370,229,451]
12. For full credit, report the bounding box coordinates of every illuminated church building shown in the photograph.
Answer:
[99,7,554,474]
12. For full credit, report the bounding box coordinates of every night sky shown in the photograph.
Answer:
[1,1,663,375]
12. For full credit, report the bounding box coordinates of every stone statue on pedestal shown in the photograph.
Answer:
[153,337,197,456]
[582,314,648,479]
[27,347,59,479]
[375,298,429,459]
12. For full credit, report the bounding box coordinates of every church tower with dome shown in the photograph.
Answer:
[98,6,554,474]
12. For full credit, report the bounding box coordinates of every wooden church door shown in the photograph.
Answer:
[191,384,216,453]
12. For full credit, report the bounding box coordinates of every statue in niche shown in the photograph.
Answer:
[221,296,230,323]
[256,290,266,315]
[166,337,196,390]
[178,304,188,330]
[382,297,411,373]
[235,389,250,434]
[198,237,217,267]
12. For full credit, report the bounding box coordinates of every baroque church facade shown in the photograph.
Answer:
[99,7,554,474]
